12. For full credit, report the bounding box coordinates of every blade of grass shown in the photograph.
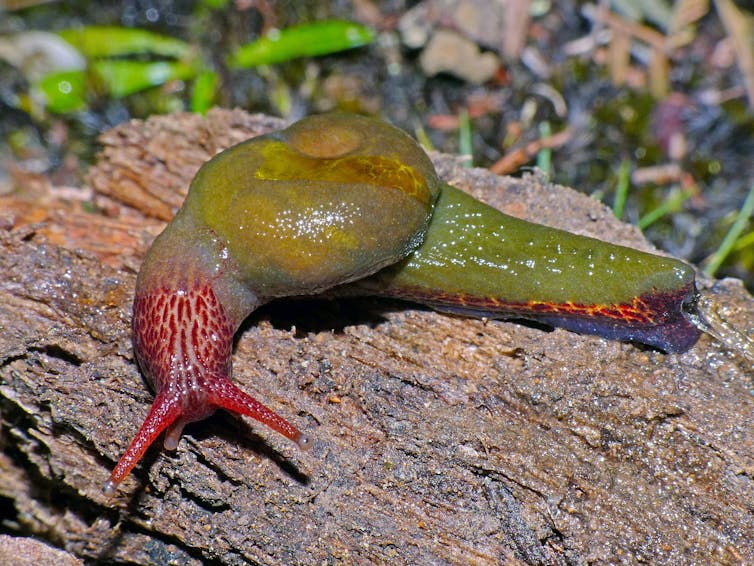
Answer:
[36,69,86,113]
[414,123,434,152]
[703,183,754,277]
[92,60,196,97]
[59,26,190,59]
[637,188,692,230]
[229,20,375,68]
[190,70,218,114]
[536,121,551,175]
[732,230,754,250]
[613,158,631,219]
[458,109,472,168]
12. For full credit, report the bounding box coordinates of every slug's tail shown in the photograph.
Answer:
[350,183,703,354]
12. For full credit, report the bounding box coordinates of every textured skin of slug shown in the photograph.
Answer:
[356,184,701,353]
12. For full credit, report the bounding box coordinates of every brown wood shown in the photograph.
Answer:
[0,109,752,565]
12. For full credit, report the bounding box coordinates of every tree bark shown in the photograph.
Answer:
[0,109,752,565]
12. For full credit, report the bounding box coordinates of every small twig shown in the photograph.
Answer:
[489,127,572,175]
[714,0,754,108]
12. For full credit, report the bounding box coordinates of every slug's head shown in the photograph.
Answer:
[183,113,442,298]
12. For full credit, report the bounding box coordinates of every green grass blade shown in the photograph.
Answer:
[191,70,218,114]
[59,26,190,59]
[613,158,630,219]
[536,121,551,175]
[459,109,472,168]
[229,20,375,68]
[93,60,196,98]
[637,188,691,230]
[703,183,754,277]
[732,230,754,250]
[414,123,434,152]
[36,69,87,113]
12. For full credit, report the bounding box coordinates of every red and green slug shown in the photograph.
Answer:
[103,113,700,494]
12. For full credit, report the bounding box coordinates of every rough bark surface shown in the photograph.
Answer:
[0,109,752,565]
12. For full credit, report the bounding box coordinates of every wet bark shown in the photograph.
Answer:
[0,109,752,565]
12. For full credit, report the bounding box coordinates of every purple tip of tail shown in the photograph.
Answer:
[527,284,702,354]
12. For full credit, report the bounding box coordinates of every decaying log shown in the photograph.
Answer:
[0,109,752,565]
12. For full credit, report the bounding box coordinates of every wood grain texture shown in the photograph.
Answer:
[0,109,752,565]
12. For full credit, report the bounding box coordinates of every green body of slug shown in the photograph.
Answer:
[355,184,699,352]
[106,112,700,495]
[370,185,692,304]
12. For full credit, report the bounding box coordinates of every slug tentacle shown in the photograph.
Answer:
[105,258,304,494]
[103,392,180,495]
[205,379,311,449]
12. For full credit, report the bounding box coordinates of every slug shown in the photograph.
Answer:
[103,113,700,494]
